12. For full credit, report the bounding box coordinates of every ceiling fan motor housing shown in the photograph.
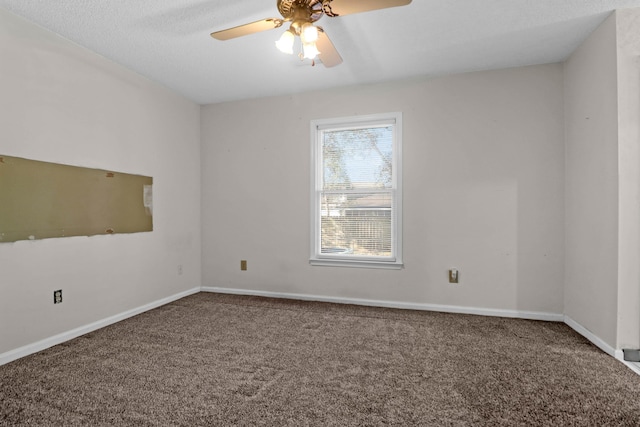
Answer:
[278,0,324,26]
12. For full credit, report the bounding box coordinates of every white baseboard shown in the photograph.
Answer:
[205,287,639,376]
[621,361,640,375]
[201,286,565,322]
[5,286,637,377]
[563,315,620,358]
[566,319,636,374]
[0,287,200,367]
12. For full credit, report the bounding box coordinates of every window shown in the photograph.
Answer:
[310,112,402,269]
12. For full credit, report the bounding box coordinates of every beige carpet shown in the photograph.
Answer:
[1,292,640,426]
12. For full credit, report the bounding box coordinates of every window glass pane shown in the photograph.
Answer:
[320,192,392,257]
[311,112,401,268]
[322,126,393,191]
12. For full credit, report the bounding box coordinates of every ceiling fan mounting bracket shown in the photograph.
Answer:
[267,18,285,28]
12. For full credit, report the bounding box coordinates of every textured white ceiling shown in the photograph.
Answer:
[1,0,639,104]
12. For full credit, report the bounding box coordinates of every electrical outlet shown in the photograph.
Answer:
[53,289,63,304]
[449,269,459,284]
[240,260,247,271]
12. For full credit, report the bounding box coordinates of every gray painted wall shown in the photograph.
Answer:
[564,13,620,348]
[564,9,640,350]
[0,9,202,354]
[201,64,566,316]
[616,8,640,350]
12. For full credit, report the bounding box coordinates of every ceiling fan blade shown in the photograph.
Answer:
[211,18,283,41]
[316,29,343,68]
[323,0,411,17]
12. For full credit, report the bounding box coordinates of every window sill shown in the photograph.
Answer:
[309,258,404,270]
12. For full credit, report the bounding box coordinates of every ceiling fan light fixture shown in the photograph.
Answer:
[300,23,319,44]
[275,29,295,54]
[302,41,321,60]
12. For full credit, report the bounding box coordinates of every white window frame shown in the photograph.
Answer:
[310,112,403,269]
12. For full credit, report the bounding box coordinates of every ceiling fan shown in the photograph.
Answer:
[210,0,412,67]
